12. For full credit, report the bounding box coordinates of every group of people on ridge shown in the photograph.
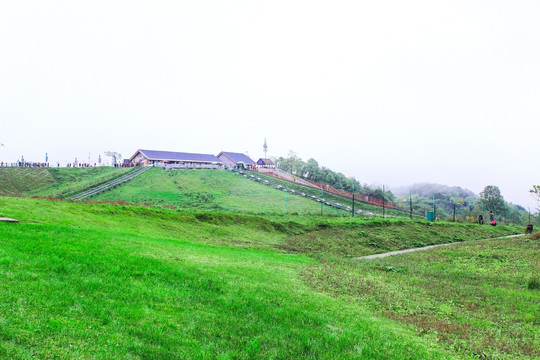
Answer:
[478,211,496,226]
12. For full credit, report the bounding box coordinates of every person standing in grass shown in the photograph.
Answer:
[489,211,497,226]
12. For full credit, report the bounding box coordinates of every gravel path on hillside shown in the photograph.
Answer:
[356,234,524,260]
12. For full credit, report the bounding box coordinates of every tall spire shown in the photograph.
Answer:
[263,138,268,158]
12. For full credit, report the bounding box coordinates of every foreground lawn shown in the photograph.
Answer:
[304,237,540,359]
[0,197,455,359]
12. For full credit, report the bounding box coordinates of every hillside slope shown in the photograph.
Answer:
[0,168,55,194]
[32,167,133,197]
[252,171,416,218]
[91,168,347,215]
[0,167,132,197]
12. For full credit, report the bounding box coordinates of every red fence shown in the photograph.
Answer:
[252,169,397,209]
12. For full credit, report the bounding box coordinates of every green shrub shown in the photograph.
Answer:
[527,276,540,290]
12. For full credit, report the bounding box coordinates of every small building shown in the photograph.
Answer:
[217,151,256,169]
[129,149,222,168]
[256,158,275,168]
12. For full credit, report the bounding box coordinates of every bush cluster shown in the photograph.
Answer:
[528,276,540,290]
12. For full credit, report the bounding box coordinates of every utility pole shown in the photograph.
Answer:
[433,195,436,221]
[320,185,324,216]
[285,187,288,214]
[351,183,355,218]
[382,185,385,218]
[409,188,413,220]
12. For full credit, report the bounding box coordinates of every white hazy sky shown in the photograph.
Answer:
[1,1,539,209]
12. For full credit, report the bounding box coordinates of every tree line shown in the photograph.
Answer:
[275,152,395,202]
[274,152,538,225]
[395,183,535,224]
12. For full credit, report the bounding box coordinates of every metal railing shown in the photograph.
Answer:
[68,166,150,200]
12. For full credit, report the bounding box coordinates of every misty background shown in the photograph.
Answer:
[1,1,539,209]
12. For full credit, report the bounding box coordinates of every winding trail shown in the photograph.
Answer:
[356,234,524,260]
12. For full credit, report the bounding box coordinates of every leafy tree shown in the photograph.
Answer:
[303,158,320,180]
[275,153,378,201]
[105,151,122,165]
[479,185,505,215]
[325,172,335,184]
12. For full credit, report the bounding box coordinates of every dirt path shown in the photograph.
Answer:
[356,234,524,260]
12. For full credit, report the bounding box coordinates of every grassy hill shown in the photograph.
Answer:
[0,168,55,194]
[91,168,347,215]
[1,167,425,217]
[31,167,133,197]
[1,197,536,359]
[0,167,131,198]
[91,168,414,217]
[251,170,420,219]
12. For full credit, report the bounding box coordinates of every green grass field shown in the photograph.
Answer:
[1,196,536,359]
[91,168,347,215]
[0,168,537,359]
[280,220,521,259]
[304,237,540,359]
[1,197,460,359]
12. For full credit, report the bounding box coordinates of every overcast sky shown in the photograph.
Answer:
[1,1,539,209]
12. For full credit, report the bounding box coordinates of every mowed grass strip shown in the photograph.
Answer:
[303,237,540,359]
[91,168,346,215]
[0,197,456,359]
[281,219,520,259]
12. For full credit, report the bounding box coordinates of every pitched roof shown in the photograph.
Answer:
[133,149,221,163]
[257,158,274,165]
[217,152,256,164]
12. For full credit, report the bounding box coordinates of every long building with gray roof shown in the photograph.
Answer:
[217,151,256,167]
[130,149,222,167]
